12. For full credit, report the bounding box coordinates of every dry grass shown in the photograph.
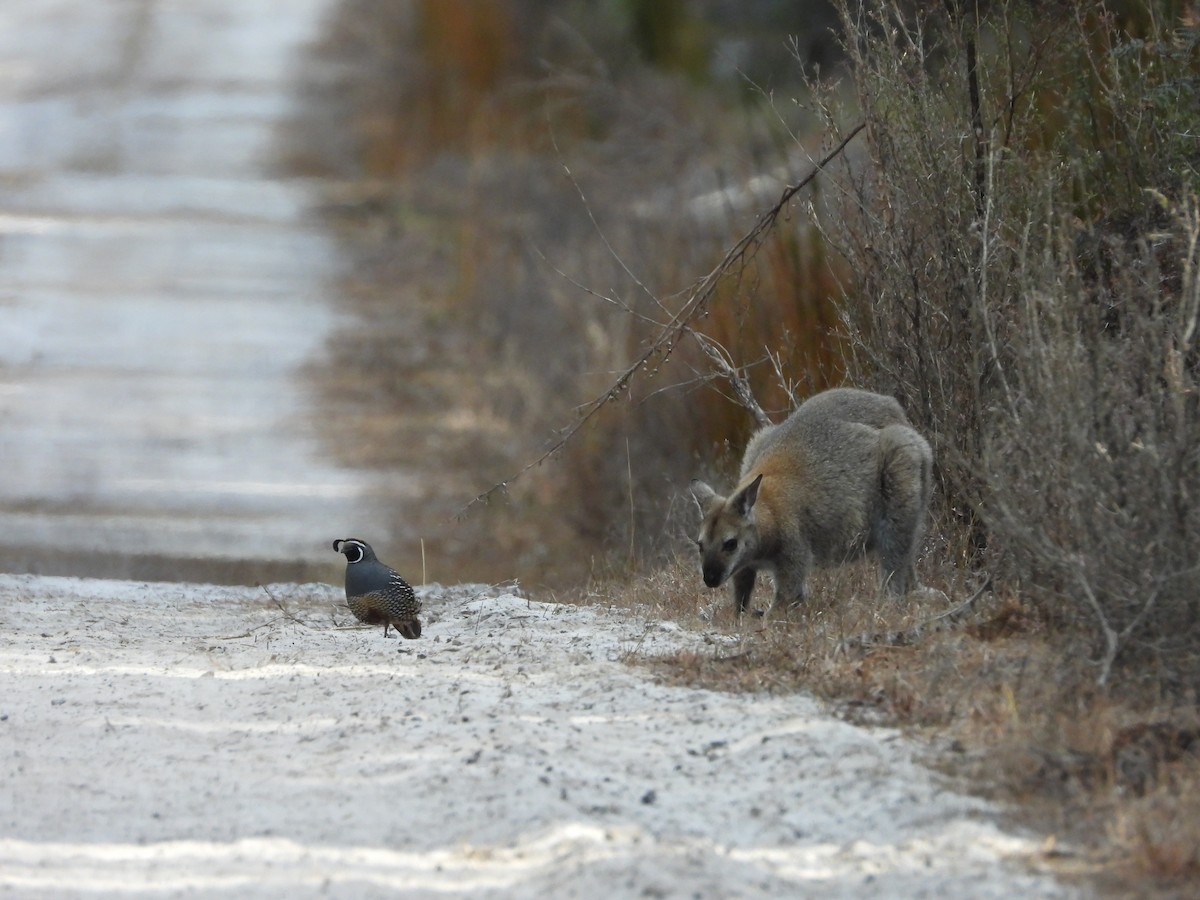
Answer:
[586,550,1200,894]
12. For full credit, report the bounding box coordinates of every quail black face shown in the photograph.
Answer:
[333,538,373,565]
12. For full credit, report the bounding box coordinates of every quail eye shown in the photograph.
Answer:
[722,538,738,553]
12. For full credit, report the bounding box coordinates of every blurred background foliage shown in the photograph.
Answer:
[290,0,1200,686]
[290,0,847,586]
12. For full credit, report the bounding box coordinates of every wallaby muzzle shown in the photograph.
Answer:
[702,562,727,588]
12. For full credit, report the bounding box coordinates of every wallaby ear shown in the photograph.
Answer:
[689,479,718,512]
[731,473,763,517]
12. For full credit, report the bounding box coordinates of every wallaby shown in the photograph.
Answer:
[690,388,933,614]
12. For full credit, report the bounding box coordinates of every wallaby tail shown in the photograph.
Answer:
[879,424,933,511]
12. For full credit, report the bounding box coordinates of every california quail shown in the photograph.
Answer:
[332,538,422,639]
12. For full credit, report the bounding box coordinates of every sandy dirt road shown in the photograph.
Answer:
[0,0,406,582]
[0,573,1074,898]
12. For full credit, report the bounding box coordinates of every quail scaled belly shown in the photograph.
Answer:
[332,538,422,639]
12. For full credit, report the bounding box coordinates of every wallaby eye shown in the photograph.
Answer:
[722,538,738,553]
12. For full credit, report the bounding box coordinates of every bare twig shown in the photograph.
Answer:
[976,149,1019,422]
[530,242,666,328]
[459,121,866,515]
[838,577,994,653]
[213,616,287,640]
[690,332,772,428]
[966,30,987,221]
[766,348,802,410]
[1169,190,1200,353]
[260,584,311,629]
[1084,562,1200,687]
[548,120,667,315]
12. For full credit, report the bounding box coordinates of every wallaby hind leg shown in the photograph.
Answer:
[876,424,934,596]
[732,568,757,614]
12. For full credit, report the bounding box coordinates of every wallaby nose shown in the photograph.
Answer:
[702,566,725,588]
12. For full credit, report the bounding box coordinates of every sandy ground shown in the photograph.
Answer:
[0,573,1076,898]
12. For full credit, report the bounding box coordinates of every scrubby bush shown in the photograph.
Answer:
[820,0,1200,684]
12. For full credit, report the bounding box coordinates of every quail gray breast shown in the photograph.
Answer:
[332,538,422,639]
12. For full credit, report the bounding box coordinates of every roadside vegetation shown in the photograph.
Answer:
[288,0,1200,891]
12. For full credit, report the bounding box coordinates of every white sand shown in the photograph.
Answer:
[0,574,1073,898]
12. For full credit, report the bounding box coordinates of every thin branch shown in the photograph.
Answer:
[548,119,666,314]
[1072,567,1118,686]
[459,121,866,515]
[260,583,311,629]
[977,148,1019,422]
[689,331,772,428]
[1093,562,1200,687]
[529,241,665,328]
[838,577,994,653]
[1172,191,1200,353]
[966,31,987,221]
[766,347,802,410]
[213,617,287,640]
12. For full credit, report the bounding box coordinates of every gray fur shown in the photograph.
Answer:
[690,388,933,614]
